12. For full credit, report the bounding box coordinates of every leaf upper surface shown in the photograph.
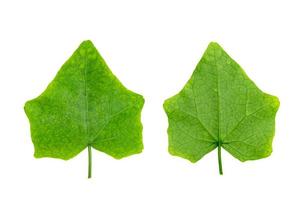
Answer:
[25,40,144,160]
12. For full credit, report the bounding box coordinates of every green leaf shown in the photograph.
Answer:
[24,40,144,178]
[163,42,279,174]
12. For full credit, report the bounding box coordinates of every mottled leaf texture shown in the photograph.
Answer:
[163,42,279,174]
[24,40,144,178]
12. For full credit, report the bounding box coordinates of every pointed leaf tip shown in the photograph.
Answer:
[79,40,95,49]
[208,41,220,47]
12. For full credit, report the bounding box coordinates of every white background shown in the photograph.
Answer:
[0,0,299,199]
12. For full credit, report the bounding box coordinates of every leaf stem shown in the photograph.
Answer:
[88,145,92,179]
[218,142,223,175]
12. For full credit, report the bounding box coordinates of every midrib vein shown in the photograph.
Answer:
[83,54,90,144]
[215,52,221,143]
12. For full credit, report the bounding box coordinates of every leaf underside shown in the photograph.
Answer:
[163,42,279,170]
[25,40,144,161]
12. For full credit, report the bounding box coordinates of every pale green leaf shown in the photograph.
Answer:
[163,42,279,174]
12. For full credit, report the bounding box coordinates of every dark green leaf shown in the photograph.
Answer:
[25,40,144,178]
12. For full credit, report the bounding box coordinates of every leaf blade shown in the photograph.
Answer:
[24,40,144,166]
[164,42,279,171]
